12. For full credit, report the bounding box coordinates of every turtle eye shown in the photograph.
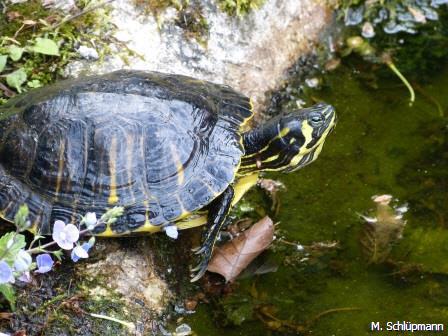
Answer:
[309,114,324,127]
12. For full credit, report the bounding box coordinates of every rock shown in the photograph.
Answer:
[77,45,100,60]
[41,0,77,12]
[64,0,331,114]
[80,238,183,314]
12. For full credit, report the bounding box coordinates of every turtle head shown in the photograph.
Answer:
[240,103,336,174]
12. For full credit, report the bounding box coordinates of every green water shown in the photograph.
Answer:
[185,63,448,335]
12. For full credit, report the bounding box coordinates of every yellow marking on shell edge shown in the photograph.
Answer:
[96,224,119,237]
[177,215,207,230]
[96,173,260,236]
[170,144,185,185]
[55,140,66,197]
[108,136,119,205]
[0,208,40,235]
[0,211,11,223]
[1,210,37,234]
[133,221,161,234]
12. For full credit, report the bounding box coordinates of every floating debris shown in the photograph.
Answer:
[344,6,364,26]
[175,323,192,336]
[361,22,375,38]
[304,77,320,88]
[359,194,408,264]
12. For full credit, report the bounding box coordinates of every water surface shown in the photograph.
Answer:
[186,62,448,335]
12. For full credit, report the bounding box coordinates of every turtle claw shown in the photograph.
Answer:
[190,259,209,282]
[190,244,213,282]
[191,246,201,253]
[194,246,206,255]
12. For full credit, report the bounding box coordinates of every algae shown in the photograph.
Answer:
[184,51,448,336]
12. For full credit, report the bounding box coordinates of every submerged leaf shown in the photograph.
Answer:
[359,195,407,264]
[207,216,274,282]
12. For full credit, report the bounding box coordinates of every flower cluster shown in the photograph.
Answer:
[0,205,123,307]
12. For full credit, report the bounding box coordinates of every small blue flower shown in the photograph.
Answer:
[71,242,92,262]
[14,249,32,272]
[52,220,80,250]
[0,261,14,284]
[35,254,54,273]
[83,212,98,230]
[18,271,31,283]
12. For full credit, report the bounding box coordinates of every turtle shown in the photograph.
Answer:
[0,70,336,281]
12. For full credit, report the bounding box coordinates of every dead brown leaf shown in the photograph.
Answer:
[0,312,13,320]
[207,216,274,282]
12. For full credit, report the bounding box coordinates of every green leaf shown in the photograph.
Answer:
[14,205,30,232]
[0,55,7,73]
[52,250,63,261]
[0,232,26,264]
[27,79,42,88]
[8,45,24,62]
[29,38,60,56]
[6,68,27,93]
[0,284,16,310]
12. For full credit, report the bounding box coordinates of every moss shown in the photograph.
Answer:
[216,0,266,16]
[134,0,210,46]
[0,0,115,100]
[175,4,210,47]
[133,0,183,18]
[135,0,266,17]
[0,257,154,335]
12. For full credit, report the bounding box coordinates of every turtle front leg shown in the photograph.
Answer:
[190,186,234,282]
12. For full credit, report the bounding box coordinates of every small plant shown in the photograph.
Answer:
[0,0,115,101]
[0,205,124,309]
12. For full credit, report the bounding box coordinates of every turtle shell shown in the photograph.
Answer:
[0,70,253,234]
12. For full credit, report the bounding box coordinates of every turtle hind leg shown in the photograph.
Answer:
[190,186,234,282]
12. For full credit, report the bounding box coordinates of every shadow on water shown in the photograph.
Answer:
[186,62,448,335]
